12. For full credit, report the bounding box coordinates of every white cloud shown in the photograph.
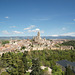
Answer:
[28,28,40,32]
[73,19,75,21]
[12,31,24,34]
[10,26,16,28]
[2,30,10,35]
[61,32,75,36]
[5,16,9,18]
[49,32,75,37]
[24,25,35,30]
[24,25,44,33]
[2,30,24,35]
[28,28,44,33]
[35,28,40,31]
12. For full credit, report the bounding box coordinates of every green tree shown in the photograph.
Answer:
[65,67,75,75]
[1,72,9,75]
[22,51,28,72]
[52,65,64,75]
[30,58,43,75]
[2,40,9,45]
[21,46,26,50]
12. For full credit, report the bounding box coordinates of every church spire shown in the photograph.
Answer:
[37,31,40,37]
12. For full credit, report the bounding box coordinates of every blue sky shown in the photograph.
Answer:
[0,0,75,36]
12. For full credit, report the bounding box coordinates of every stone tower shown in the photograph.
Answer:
[37,31,41,39]
[37,31,40,37]
[33,31,41,42]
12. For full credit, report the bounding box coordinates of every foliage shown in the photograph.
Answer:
[1,72,9,75]
[21,46,26,50]
[0,50,75,75]
[30,58,43,75]
[52,65,64,75]
[25,72,30,75]
[1,40,9,45]
[55,44,60,47]
[61,40,75,49]
[65,67,75,75]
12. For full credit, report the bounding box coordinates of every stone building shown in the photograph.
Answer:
[33,31,51,45]
[50,46,60,50]
[60,46,74,50]
[31,47,44,51]
[50,46,74,50]
[56,60,75,72]
[33,31,42,43]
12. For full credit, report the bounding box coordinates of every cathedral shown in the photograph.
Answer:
[33,31,41,43]
[33,31,51,45]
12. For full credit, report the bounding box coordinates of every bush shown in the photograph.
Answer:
[21,46,26,50]
[1,72,9,75]
[2,40,9,45]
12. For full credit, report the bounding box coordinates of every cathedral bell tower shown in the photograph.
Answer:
[37,31,41,39]
[37,31,40,37]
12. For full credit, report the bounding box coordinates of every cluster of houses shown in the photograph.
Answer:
[0,39,32,55]
[0,31,74,55]
[31,31,74,50]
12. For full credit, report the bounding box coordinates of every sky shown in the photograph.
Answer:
[0,0,75,36]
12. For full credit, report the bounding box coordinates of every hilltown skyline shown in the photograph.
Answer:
[0,31,74,55]
[0,0,75,36]
[0,0,75,75]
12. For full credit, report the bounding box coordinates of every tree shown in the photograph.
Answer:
[22,51,28,72]
[2,40,9,45]
[65,67,75,75]
[1,72,9,75]
[30,58,43,75]
[21,46,26,50]
[18,60,25,75]
[52,65,64,75]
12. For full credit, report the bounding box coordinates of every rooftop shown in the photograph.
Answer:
[56,60,75,67]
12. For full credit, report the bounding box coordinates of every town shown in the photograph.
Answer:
[0,32,75,75]
[0,0,75,75]
[0,31,74,55]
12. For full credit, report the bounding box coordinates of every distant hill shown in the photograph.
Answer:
[0,36,75,40]
[42,36,75,39]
